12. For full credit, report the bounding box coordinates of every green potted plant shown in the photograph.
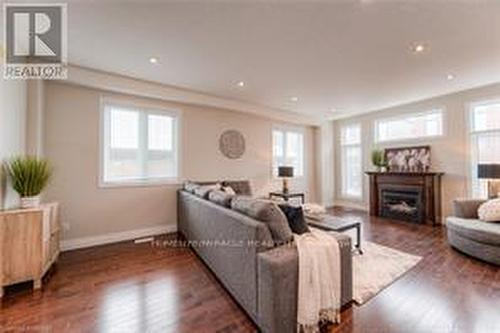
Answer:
[6,156,52,209]
[371,149,388,172]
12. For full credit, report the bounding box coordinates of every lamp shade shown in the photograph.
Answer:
[478,164,500,179]
[278,166,294,178]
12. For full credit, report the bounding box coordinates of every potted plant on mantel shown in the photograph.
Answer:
[371,149,388,172]
[6,156,52,209]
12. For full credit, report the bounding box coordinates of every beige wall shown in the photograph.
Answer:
[0,77,26,210]
[44,82,317,241]
[333,82,500,219]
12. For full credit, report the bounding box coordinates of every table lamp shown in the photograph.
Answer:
[278,166,294,194]
[478,164,500,199]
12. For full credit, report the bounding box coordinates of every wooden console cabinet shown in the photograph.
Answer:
[0,203,60,298]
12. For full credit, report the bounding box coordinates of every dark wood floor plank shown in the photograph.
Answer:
[0,207,499,333]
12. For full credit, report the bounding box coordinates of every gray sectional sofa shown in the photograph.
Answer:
[177,181,353,333]
[447,199,500,265]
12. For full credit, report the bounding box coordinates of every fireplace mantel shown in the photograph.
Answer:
[365,171,444,176]
[365,171,444,225]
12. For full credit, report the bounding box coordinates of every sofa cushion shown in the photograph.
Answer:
[208,189,234,207]
[194,184,221,199]
[223,180,252,196]
[453,199,487,219]
[478,199,500,222]
[446,217,500,246]
[231,196,293,244]
[278,204,310,235]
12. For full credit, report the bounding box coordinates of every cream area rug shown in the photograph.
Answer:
[353,242,422,305]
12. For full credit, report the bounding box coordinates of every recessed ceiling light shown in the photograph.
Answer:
[330,108,337,113]
[149,57,158,64]
[290,96,299,102]
[447,74,455,80]
[413,44,425,53]
[237,81,245,87]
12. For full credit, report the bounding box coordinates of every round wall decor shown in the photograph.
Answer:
[219,130,246,159]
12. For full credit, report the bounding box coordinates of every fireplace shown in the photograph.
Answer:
[366,172,444,225]
[379,186,423,223]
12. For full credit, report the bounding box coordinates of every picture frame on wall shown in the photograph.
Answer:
[385,146,431,172]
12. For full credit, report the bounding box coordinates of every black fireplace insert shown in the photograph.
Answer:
[379,185,424,223]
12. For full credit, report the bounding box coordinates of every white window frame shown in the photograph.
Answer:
[272,126,305,178]
[374,109,445,143]
[99,97,182,188]
[340,123,363,199]
[468,98,500,198]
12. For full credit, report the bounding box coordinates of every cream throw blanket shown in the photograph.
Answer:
[295,228,341,333]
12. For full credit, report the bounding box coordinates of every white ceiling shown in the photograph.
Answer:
[13,1,500,119]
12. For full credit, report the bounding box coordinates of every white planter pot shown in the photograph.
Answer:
[20,196,41,209]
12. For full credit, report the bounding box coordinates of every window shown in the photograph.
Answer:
[470,101,500,197]
[101,101,179,185]
[341,124,362,198]
[375,110,443,142]
[272,128,304,177]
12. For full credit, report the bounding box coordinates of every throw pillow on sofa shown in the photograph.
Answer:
[208,190,234,207]
[231,196,293,244]
[278,204,310,235]
[222,180,252,196]
[194,184,221,199]
[184,181,200,193]
[221,186,236,196]
[478,198,500,222]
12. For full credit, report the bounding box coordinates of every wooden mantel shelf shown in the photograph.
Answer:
[365,171,444,176]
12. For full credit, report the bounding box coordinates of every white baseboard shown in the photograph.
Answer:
[61,224,177,251]
[333,200,369,211]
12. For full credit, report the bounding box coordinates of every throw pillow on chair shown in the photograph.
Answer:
[478,198,500,222]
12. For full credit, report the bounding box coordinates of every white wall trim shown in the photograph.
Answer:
[64,65,323,126]
[61,224,177,251]
[333,200,369,212]
[98,96,183,188]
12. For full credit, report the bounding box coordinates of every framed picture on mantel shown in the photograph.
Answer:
[385,146,431,172]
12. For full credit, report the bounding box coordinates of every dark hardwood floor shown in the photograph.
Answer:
[328,207,500,333]
[0,207,499,333]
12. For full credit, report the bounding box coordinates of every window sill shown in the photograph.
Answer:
[98,178,181,189]
[339,194,364,201]
[375,134,444,145]
[272,175,306,181]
